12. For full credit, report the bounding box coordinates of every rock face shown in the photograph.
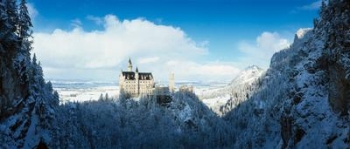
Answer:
[224,0,350,148]
[328,64,350,115]
[0,49,29,119]
[319,0,350,115]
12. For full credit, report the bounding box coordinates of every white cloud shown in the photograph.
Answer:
[238,32,291,68]
[257,32,290,52]
[26,3,38,19]
[33,15,239,82]
[299,0,322,10]
[138,57,159,64]
[164,60,240,82]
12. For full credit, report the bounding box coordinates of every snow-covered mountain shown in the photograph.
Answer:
[199,65,265,115]
[224,1,350,148]
[229,65,264,87]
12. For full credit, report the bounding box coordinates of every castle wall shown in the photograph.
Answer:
[119,73,154,97]
[119,59,156,97]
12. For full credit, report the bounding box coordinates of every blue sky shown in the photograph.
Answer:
[28,0,321,82]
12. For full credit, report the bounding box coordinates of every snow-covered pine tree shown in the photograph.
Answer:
[0,0,23,117]
[5,0,18,33]
[16,0,32,83]
[0,0,58,148]
[18,0,32,39]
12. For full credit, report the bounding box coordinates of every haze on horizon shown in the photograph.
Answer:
[28,0,321,82]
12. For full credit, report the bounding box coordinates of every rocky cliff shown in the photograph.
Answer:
[224,0,350,148]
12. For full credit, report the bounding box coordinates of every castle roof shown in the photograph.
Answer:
[121,71,153,80]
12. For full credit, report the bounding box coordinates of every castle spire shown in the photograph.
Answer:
[128,58,133,71]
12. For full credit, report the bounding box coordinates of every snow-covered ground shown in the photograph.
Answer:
[51,80,119,103]
[51,66,263,113]
[201,94,231,114]
[194,65,265,115]
[194,85,230,114]
[51,80,231,108]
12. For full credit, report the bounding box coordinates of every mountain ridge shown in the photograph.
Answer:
[200,65,265,115]
[224,1,350,148]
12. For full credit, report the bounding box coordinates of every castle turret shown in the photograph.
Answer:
[169,73,175,93]
[128,58,133,71]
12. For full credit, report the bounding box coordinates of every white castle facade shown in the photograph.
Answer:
[119,58,155,97]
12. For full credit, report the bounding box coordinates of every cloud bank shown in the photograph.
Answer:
[33,15,240,82]
[33,14,293,82]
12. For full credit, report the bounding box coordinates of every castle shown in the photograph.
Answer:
[119,58,155,97]
[119,58,176,97]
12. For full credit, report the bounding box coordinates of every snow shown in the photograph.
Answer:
[229,65,264,87]
[225,5,350,146]
[52,79,242,116]
[54,80,231,105]
[295,28,312,40]
[196,65,265,115]
[52,81,119,103]
[201,94,231,114]
[23,113,40,149]
[178,103,192,122]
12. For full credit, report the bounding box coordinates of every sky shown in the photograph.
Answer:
[28,0,321,82]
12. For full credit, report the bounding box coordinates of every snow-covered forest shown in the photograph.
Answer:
[0,0,58,148]
[0,0,350,148]
[55,91,236,148]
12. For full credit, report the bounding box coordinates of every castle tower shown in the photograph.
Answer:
[128,58,133,71]
[169,73,175,93]
[135,67,139,95]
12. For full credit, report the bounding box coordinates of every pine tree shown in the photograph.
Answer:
[18,0,32,40]
[5,0,18,33]
[32,52,37,64]
[29,53,45,95]
[105,93,109,101]
[99,93,104,101]
[0,0,58,148]
[18,0,32,72]
[0,0,19,50]
[53,91,59,105]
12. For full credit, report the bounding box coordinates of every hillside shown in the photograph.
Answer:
[54,92,235,148]
[199,65,265,115]
[229,65,264,87]
[0,0,58,148]
[224,0,350,148]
